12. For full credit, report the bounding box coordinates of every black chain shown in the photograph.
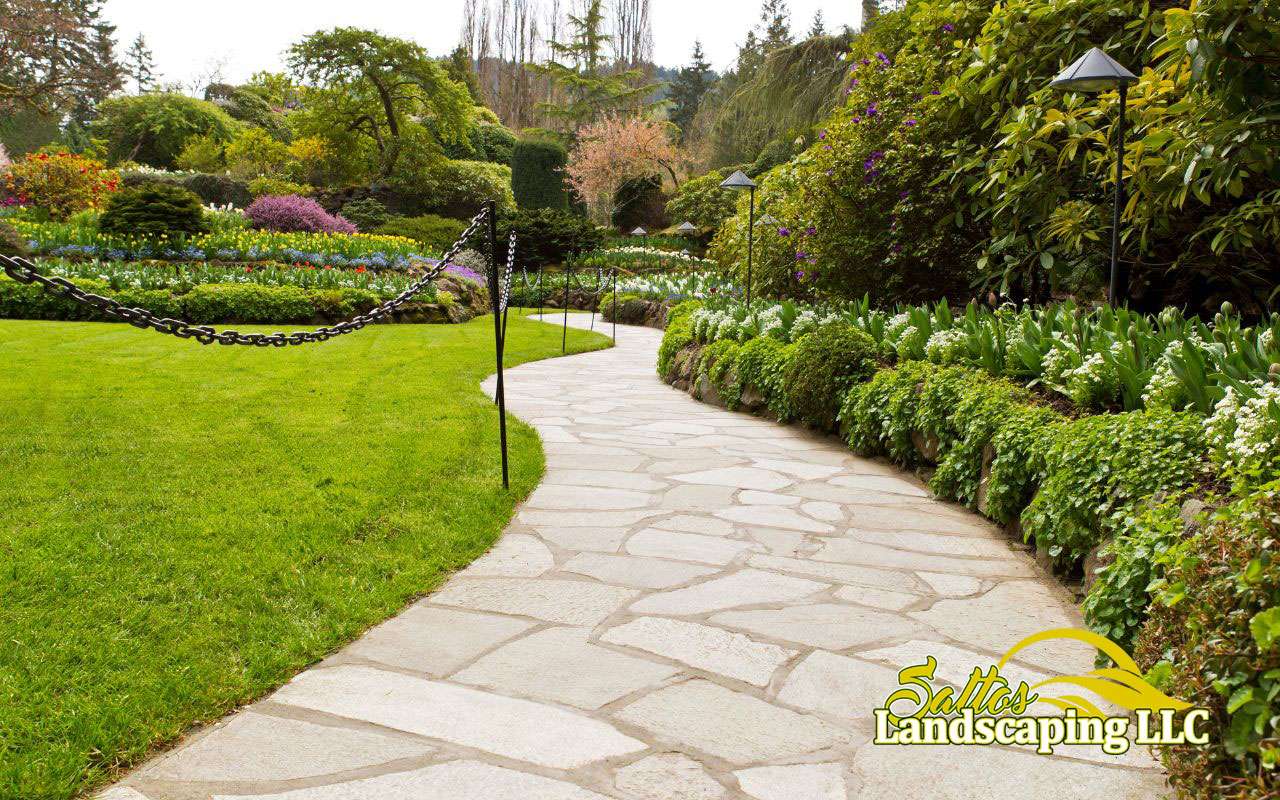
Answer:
[499,231,517,313]
[0,208,491,347]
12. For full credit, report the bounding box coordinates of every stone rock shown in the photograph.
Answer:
[626,529,754,566]
[271,666,646,769]
[777,651,902,720]
[214,760,611,800]
[712,604,930,650]
[453,627,679,709]
[833,584,920,611]
[915,572,982,597]
[341,605,535,676]
[460,534,555,577]
[143,712,433,782]
[1181,497,1209,531]
[739,382,766,411]
[975,444,996,517]
[603,617,795,686]
[735,763,847,800]
[816,540,1034,578]
[630,569,828,616]
[615,754,727,800]
[911,430,941,464]
[715,506,834,534]
[562,552,719,589]
[673,467,794,492]
[749,553,918,592]
[96,790,151,800]
[426,577,639,626]
[615,680,851,765]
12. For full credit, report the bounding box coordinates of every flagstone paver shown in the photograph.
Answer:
[104,318,1168,800]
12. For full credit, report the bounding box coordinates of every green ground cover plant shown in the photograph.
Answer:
[0,315,610,799]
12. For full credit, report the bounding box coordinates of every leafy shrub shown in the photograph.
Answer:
[982,404,1060,527]
[248,176,315,199]
[1,151,121,220]
[665,170,736,232]
[112,287,184,319]
[184,174,251,208]
[731,335,796,420]
[340,198,392,232]
[783,323,878,429]
[749,138,795,177]
[374,214,466,252]
[245,195,356,234]
[842,361,935,465]
[497,208,603,269]
[225,128,291,179]
[99,184,210,237]
[511,138,569,211]
[612,175,667,233]
[697,339,741,403]
[1084,497,1190,656]
[1137,482,1280,798]
[412,159,515,219]
[93,93,241,169]
[657,300,703,379]
[1,221,28,257]
[204,83,291,142]
[472,122,517,165]
[181,283,315,324]
[174,134,226,172]
[1022,410,1208,568]
[0,276,111,320]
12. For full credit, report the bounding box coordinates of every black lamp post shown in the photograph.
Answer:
[1051,47,1138,305]
[720,170,758,305]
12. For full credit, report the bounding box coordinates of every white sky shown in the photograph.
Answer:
[101,0,865,88]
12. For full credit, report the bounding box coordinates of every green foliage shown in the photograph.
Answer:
[657,300,703,380]
[204,82,291,142]
[511,138,570,211]
[1137,482,1280,798]
[841,361,934,465]
[247,177,315,199]
[174,134,227,173]
[983,404,1060,527]
[1084,497,1190,656]
[374,214,466,252]
[339,198,392,232]
[92,94,241,169]
[184,174,252,208]
[497,208,603,269]
[99,183,210,238]
[0,277,112,320]
[180,283,316,324]
[698,339,742,405]
[471,122,517,165]
[411,159,514,219]
[611,175,667,233]
[665,170,736,232]
[225,128,291,179]
[0,222,28,257]
[1023,410,1208,568]
[783,323,878,429]
[731,335,796,420]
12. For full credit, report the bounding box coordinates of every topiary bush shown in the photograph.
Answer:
[340,197,392,232]
[374,214,467,252]
[92,93,241,169]
[245,195,356,234]
[1136,481,1280,799]
[511,138,569,211]
[411,159,515,219]
[783,322,878,430]
[496,208,603,269]
[99,183,210,237]
[1022,409,1209,569]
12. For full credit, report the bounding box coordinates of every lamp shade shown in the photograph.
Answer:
[677,222,699,234]
[719,170,758,191]
[1051,47,1138,93]
[631,227,648,236]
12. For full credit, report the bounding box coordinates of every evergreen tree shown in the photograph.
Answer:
[445,45,482,104]
[735,30,765,85]
[760,0,793,53]
[809,9,827,38]
[125,34,157,93]
[669,41,713,139]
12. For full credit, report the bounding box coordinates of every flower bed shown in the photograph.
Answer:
[571,245,715,273]
[658,298,1280,796]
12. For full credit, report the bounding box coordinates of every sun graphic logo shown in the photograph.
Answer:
[873,628,1211,755]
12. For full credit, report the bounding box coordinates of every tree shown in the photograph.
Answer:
[760,0,793,53]
[288,28,472,179]
[565,115,678,221]
[612,0,654,68]
[444,44,482,104]
[0,0,122,114]
[534,0,660,133]
[124,34,157,93]
[809,9,827,38]
[669,41,714,139]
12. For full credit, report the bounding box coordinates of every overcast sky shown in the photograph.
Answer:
[100,0,865,89]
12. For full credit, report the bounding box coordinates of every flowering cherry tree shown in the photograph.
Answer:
[565,115,679,222]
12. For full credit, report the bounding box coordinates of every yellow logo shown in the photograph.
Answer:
[874,628,1210,755]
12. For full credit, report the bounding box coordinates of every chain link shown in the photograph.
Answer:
[499,231,517,313]
[0,208,491,346]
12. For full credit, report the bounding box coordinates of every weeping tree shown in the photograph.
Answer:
[706,32,855,168]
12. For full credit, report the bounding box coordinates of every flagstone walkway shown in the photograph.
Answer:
[103,317,1168,800]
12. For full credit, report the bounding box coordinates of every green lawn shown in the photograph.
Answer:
[0,316,611,800]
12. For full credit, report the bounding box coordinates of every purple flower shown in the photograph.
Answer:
[866,102,879,117]
[931,89,941,95]
[942,23,955,32]
[795,251,807,261]
[852,116,862,124]
[904,119,918,127]
[876,52,891,67]
[900,190,910,199]
[778,227,791,237]
[806,226,817,236]
[795,270,806,280]
[850,78,860,87]
[861,58,870,66]
[819,130,827,140]
[246,195,357,235]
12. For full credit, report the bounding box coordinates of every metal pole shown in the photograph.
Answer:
[612,268,618,343]
[537,266,544,320]
[485,201,510,490]
[1109,85,1127,306]
[562,265,571,354]
[746,186,756,307]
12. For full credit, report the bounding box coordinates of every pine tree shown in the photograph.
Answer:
[669,41,714,139]
[125,34,157,93]
[760,0,793,53]
[736,30,765,85]
[445,45,482,104]
[809,9,827,38]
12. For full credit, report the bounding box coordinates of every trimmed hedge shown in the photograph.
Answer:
[374,214,467,253]
[100,184,210,237]
[783,323,878,430]
[511,138,569,211]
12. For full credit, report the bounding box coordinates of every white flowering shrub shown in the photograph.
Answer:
[925,328,968,365]
[790,308,838,340]
[1206,382,1280,478]
[1062,351,1120,408]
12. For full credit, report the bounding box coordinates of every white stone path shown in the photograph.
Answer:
[104,318,1168,800]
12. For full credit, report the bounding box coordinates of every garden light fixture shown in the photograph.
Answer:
[631,226,647,248]
[678,221,699,236]
[720,170,758,305]
[1051,47,1138,305]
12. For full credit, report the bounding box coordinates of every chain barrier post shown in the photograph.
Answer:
[612,268,618,343]
[484,201,510,490]
[562,264,571,355]
[537,266,544,320]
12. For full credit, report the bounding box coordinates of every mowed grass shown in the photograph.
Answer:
[0,316,610,800]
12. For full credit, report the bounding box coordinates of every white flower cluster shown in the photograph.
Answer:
[790,308,839,340]
[691,307,740,343]
[1063,348,1120,408]
[1206,381,1280,475]
[1261,327,1275,354]
[604,246,709,264]
[925,328,968,365]
[1142,345,1185,409]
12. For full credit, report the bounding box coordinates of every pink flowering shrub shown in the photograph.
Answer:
[245,195,356,235]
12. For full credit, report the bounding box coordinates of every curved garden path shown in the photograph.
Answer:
[104,317,1168,800]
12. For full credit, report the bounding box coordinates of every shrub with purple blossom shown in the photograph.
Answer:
[245,195,357,235]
